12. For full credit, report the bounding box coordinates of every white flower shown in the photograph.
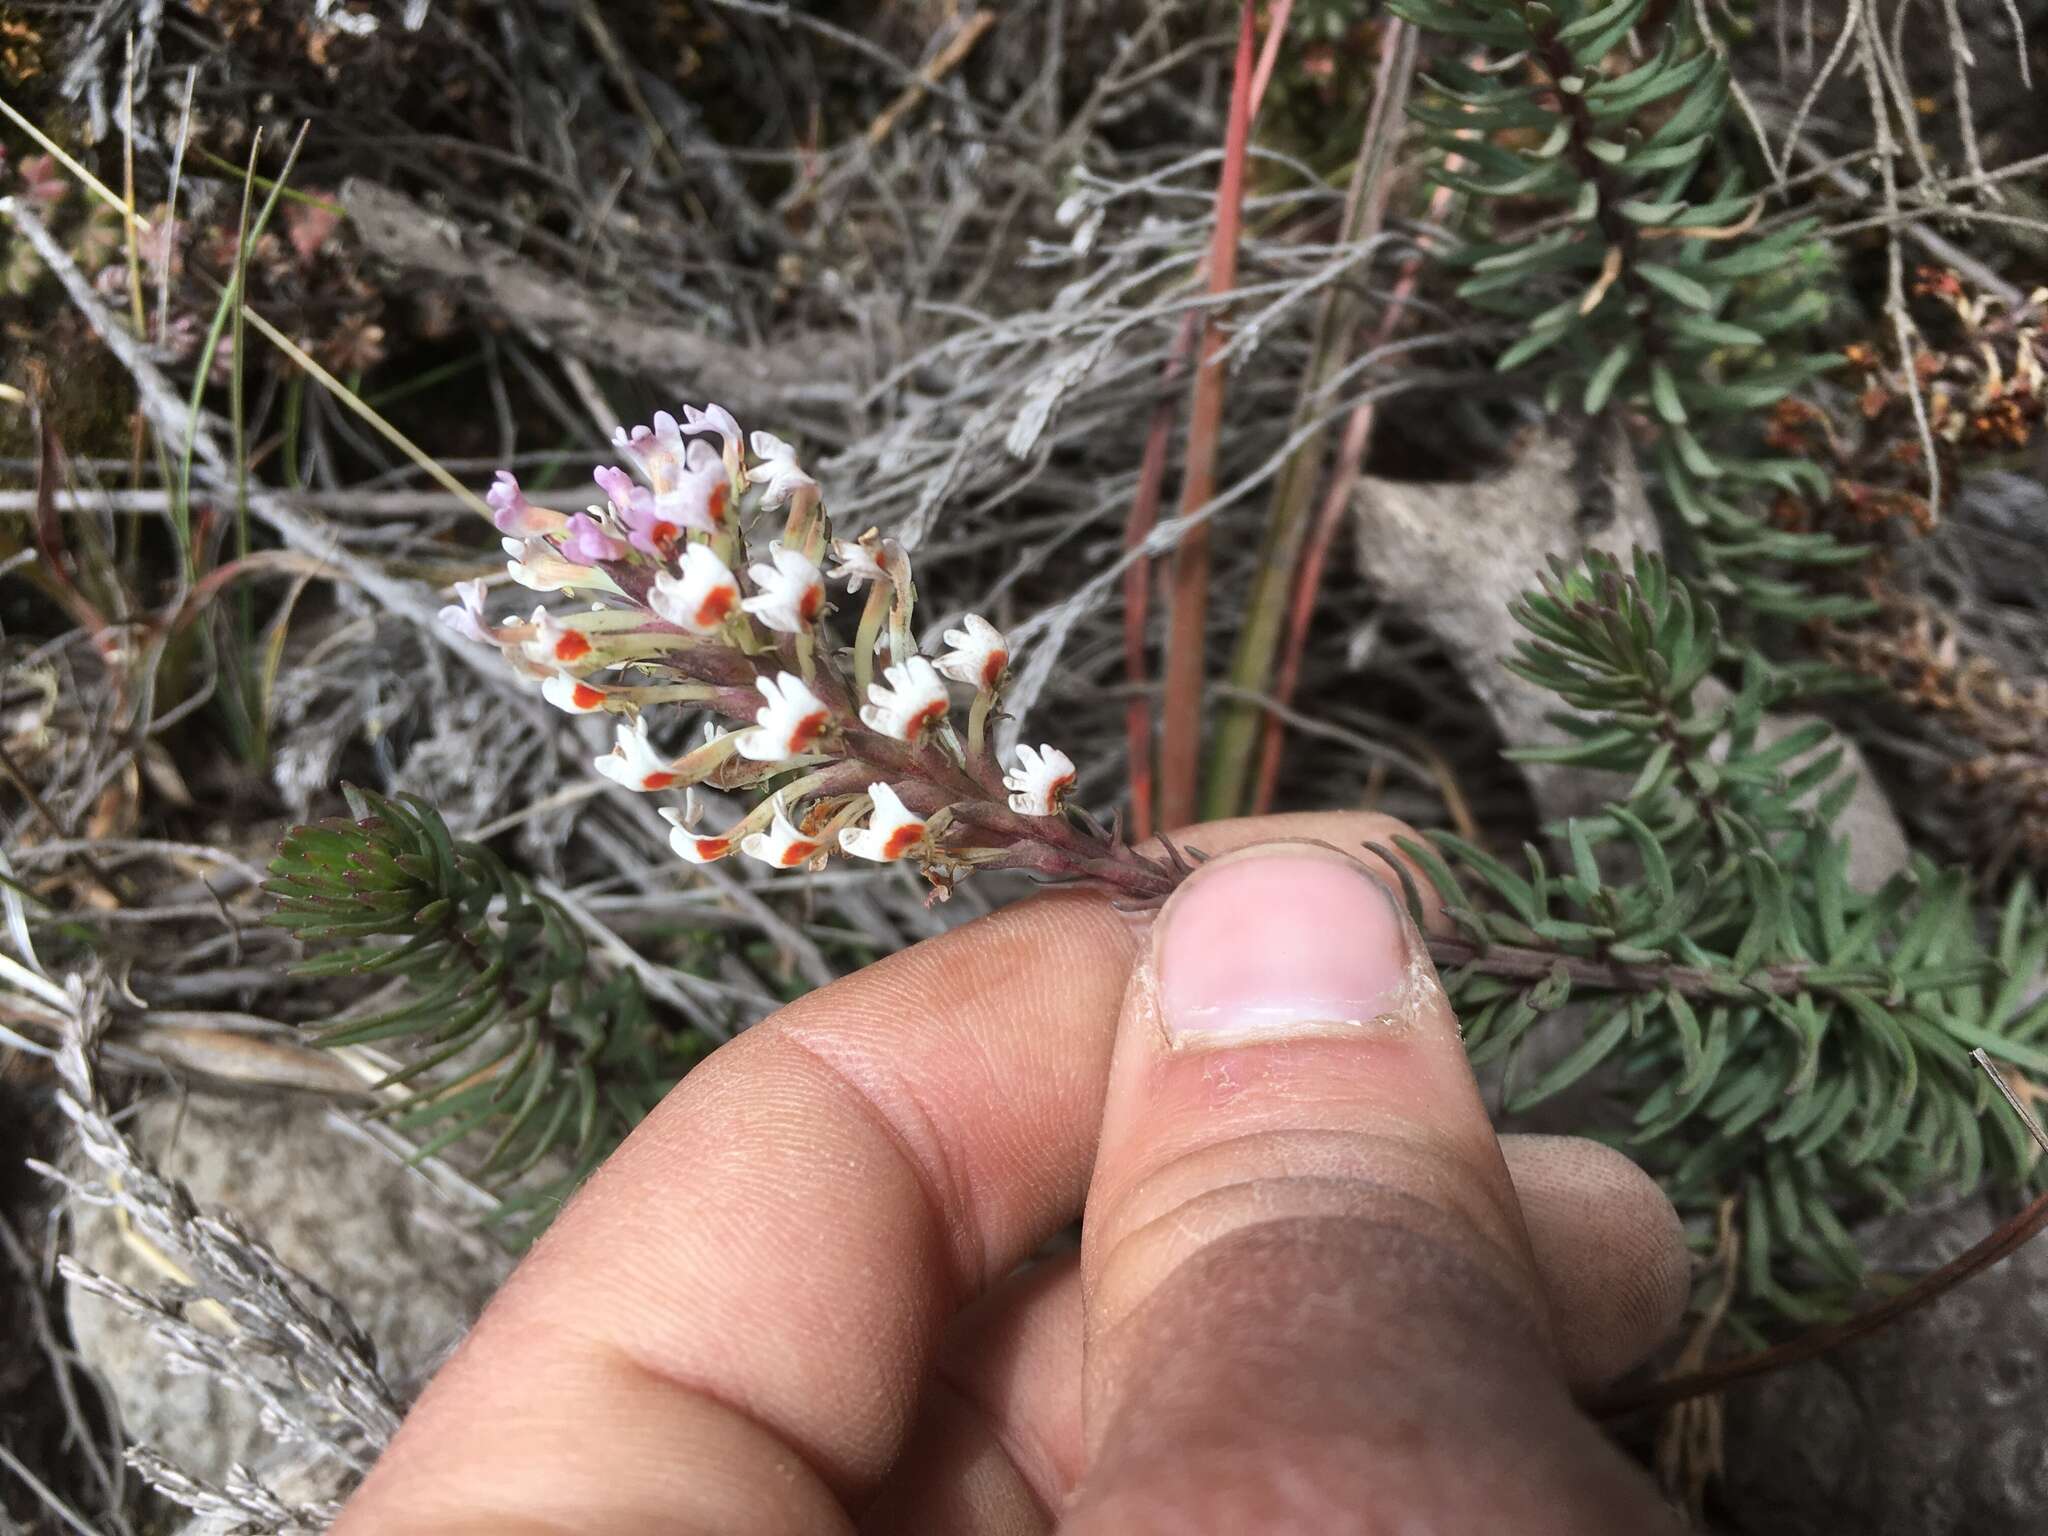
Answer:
[523,606,597,670]
[660,802,733,864]
[859,657,949,741]
[485,471,565,537]
[653,445,732,535]
[612,410,690,493]
[934,614,1010,692]
[839,783,927,863]
[740,543,825,633]
[683,402,746,478]
[740,796,822,869]
[826,538,889,593]
[505,536,575,592]
[748,430,818,510]
[735,672,831,761]
[437,578,494,643]
[650,544,740,633]
[542,671,612,714]
[601,443,726,553]
[1004,743,1076,817]
[594,715,680,792]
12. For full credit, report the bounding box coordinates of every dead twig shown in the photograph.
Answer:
[340,181,856,419]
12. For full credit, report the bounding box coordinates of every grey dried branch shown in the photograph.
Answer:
[37,977,403,1467]
[341,180,859,421]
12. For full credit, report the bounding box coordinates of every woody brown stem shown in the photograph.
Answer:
[1422,934,1827,998]
[1594,1184,2048,1418]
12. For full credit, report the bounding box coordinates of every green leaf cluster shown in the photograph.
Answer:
[1392,552,2046,1319]
[266,787,707,1239]
[1388,0,1863,620]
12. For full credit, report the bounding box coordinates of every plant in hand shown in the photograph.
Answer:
[281,502,2048,1313]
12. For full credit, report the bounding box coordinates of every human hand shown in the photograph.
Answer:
[334,811,1688,1534]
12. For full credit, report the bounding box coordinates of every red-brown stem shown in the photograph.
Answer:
[1121,320,1194,844]
[1245,0,1297,114]
[1595,1184,2048,1419]
[1251,98,1458,815]
[946,802,1180,899]
[1124,4,1292,842]
[1158,0,1259,831]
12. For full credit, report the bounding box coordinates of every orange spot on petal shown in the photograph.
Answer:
[799,586,825,624]
[642,771,677,791]
[982,651,1009,690]
[789,711,829,752]
[695,585,736,628]
[881,824,924,859]
[780,840,821,867]
[554,630,593,662]
[708,484,729,524]
[571,683,606,710]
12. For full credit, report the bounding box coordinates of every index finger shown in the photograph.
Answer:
[336,810,1429,1534]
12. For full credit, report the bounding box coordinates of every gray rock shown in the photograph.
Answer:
[1721,1196,2048,1534]
[65,1094,510,1490]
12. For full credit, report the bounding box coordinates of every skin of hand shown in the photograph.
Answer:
[334,811,1690,1535]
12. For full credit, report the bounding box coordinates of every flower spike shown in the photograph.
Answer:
[455,402,1180,904]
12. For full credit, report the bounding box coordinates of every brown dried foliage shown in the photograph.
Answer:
[1769,270,2048,875]
[1768,268,2047,542]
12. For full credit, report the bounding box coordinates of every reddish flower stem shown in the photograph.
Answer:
[1251,101,1461,815]
[1120,329,1190,845]
[1595,1183,2048,1419]
[1157,0,1260,832]
[1124,1,1293,842]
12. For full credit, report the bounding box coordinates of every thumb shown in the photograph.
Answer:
[1069,842,1671,1535]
